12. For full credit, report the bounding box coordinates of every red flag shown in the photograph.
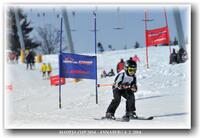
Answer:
[50,75,66,86]
[146,26,170,47]
[7,84,13,92]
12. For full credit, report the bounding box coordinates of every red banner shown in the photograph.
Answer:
[146,26,170,47]
[50,75,66,86]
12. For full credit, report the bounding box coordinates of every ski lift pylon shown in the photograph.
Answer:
[113,7,124,30]
[71,11,78,32]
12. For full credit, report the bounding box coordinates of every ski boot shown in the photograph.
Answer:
[129,112,138,119]
[122,114,130,122]
[122,112,137,121]
[104,112,116,120]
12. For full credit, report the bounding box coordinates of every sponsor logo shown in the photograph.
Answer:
[63,57,93,65]
[148,31,167,37]
[66,70,89,75]
[153,38,167,42]
[63,57,75,63]
[79,60,93,65]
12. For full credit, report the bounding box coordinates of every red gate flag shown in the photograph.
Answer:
[7,84,13,92]
[50,75,66,86]
[146,26,170,47]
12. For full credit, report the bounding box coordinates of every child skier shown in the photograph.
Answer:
[105,59,138,121]
[40,63,47,78]
[46,63,52,78]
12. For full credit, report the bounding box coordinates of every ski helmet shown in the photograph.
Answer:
[124,60,137,76]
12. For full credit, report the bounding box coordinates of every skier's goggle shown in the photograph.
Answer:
[128,67,137,74]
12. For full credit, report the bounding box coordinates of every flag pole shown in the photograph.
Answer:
[93,11,98,104]
[59,18,63,109]
[144,10,149,69]
[164,8,171,55]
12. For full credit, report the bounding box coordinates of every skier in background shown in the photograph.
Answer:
[107,69,115,77]
[132,54,140,63]
[116,58,125,73]
[105,59,138,121]
[101,70,107,78]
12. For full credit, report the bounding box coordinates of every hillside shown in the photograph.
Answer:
[5,46,191,129]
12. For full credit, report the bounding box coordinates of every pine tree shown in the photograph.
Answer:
[134,41,140,49]
[97,42,104,53]
[124,45,127,50]
[7,8,39,53]
[108,44,113,51]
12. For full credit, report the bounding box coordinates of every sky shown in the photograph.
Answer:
[18,4,190,54]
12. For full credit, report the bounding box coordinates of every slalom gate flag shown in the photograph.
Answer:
[59,53,97,80]
[6,84,13,92]
[146,26,170,47]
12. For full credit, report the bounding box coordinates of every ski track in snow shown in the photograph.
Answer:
[5,46,190,129]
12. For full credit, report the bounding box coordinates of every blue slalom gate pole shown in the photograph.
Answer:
[59,18,63,109]
[94,11,98,104]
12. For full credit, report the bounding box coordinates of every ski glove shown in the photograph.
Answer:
[130,84,137,93]
[117,82,130,89]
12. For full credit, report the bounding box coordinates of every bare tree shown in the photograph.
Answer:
[36,24,67,54]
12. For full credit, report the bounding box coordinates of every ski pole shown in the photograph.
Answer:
[97,83,113,87]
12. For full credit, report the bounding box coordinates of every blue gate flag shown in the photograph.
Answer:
[59,53,97,80]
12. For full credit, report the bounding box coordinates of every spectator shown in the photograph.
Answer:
[15,51,19,64]
[170,48,178,64]
[25,50,34,70]
[177,47,188,63]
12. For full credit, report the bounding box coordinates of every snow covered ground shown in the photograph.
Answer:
[4,46,191,129]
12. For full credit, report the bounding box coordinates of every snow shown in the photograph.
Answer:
[4,46,191,129]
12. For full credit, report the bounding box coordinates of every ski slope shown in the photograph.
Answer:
[5,46,191,129]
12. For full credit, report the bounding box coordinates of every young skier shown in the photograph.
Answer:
[105,59,138,121]
[46,63,52,78]
[40,63,47,79]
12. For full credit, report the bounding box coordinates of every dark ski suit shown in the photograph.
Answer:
[106,71,137,116]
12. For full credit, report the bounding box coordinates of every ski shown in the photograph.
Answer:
[93,117,116,121]
[93,116,154,122]
[130,116,154,120]
[93,117,129,122]
[115,116,154,122]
